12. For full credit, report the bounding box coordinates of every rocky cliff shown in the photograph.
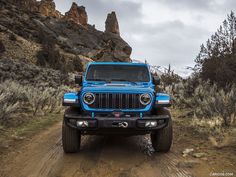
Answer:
[64,2,88,27]
[0,0,132,73]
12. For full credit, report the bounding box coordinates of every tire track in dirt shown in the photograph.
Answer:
[57,136,107,177]
[0,122,193,177]
[36,138,62,177]
[0,123,63,177]
[63,135,192,177]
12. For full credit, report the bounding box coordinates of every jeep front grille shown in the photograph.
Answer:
[89,93,146,109]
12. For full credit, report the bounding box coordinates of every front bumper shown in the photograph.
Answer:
[64,112,170,135]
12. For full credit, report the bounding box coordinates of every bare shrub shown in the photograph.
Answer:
[170,78,236,127]
[0,81,25,126]
[26,86,65,116]
[164,78,236,147]
[0,80,66,127]
[0,93,19,125]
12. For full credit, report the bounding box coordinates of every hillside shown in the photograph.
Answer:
[0,0,132,73]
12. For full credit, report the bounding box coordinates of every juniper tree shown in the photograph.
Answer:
[195,11,236,87]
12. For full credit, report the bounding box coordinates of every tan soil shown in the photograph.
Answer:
[0,115,235,177]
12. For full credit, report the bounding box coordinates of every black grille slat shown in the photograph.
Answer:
[122,94,126,109]
[128,94,132,109]
[119,94,122,109]
[90,93,146,109]
[99,93,102,108]
[136,94,140,108]
[125,94,128,109]
[106,94,109,108]
[95,94,99,108]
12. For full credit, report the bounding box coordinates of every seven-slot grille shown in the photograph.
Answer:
[89,93,147,109]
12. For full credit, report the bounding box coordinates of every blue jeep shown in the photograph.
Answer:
[62,62,172,153]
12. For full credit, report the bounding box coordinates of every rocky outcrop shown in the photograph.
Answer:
[10,0,39,12]
[9,0,62,18]
[38,0,62,18]
[93,35,132,62]
[64,2,88,27]
[105,12,120,35]
[0,0,132,68]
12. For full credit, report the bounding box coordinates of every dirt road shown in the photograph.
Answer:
[0,120,235,177]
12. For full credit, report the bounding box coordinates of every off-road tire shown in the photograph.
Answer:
[62,120,81,153]
[151,108,173,152]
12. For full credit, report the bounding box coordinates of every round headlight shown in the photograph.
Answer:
[139,93,152,105]
[83,93,95,105]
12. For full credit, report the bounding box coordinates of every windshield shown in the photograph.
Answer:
[86,65,150,82]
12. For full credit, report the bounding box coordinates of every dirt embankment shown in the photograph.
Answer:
[0,112,235,177]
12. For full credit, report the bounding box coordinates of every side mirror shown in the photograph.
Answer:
[153,76,161,85]
[75,75,83,86]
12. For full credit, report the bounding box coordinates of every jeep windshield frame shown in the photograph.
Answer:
[85,64,151,83]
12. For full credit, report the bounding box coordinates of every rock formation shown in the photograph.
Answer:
[10,0,62,18]
[64,2,88,27]
[1,0,132,67]
[105,12,120,35]
[38,0,62,18]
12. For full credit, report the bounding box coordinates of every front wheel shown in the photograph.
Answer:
[62,120,81,153]
[151,111,173,152]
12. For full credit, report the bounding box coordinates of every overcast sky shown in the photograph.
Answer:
[54,0,236,76]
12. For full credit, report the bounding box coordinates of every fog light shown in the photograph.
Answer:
[77,121,89,127]
[145,121,157,127]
